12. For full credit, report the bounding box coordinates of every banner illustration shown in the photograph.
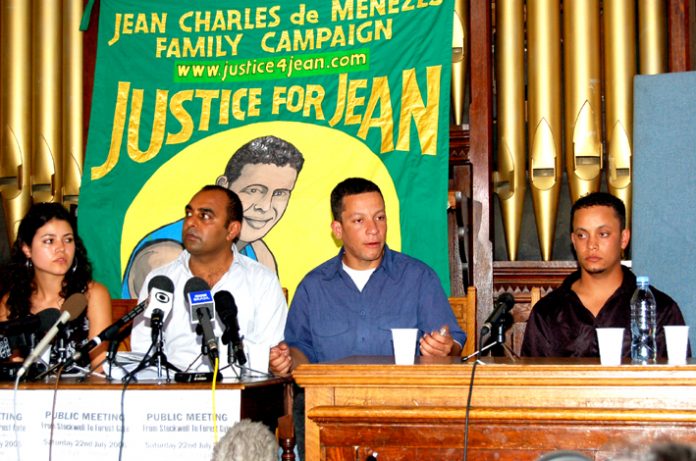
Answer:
[79,0,454,300]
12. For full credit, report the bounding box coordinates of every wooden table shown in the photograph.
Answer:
[293,356,696,460]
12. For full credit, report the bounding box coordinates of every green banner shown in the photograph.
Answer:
[79,0,453,301]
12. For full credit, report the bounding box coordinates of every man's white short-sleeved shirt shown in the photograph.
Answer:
[131,246,287,375]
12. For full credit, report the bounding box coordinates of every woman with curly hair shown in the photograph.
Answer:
[0,202,111,370]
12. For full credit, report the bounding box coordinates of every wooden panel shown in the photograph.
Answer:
[448,286,477,356]
[491,262,575,357]
[668,0,692,71]
[311,407,696,461]
[494,261,577,294]
[468,0,494,332]
[111,298,137,351]
[295,357,696,460]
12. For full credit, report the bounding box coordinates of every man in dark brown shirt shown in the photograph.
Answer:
[522,192,688,358]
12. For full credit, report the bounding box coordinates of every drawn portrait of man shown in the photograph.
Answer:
[121,135,304,298]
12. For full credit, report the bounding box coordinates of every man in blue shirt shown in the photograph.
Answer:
[268,177,465,461]
[269,177,466,373]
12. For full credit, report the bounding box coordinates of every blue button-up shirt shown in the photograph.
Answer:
[284,246,466,363]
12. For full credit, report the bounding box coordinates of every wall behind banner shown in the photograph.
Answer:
[633,72,696,350]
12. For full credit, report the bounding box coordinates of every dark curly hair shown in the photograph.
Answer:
[221,135,304,184]
[1,203,93,320]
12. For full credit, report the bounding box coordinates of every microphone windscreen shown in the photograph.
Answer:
[62,293,88,321]
[497,292,516,312]
[144,275,175,320]
[214,290,236,321]
[37,308,61,333]
[148,274,175,293]
[0,315,40,335]
[184,277,210,296]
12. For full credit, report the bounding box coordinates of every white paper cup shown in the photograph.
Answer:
[664,325,690,365]
[391,328,418,365]
[596,328,624,366]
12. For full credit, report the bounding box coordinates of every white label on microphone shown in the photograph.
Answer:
[187,290,212,306]
[144,287,174,320]
[186,290,215,325]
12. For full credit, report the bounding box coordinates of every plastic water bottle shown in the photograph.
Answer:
[630,276,657,364]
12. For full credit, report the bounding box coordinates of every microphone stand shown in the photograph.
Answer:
[462,321,519,364]
[29,327,71,381]
[218,329,241,379]
[125,317,180,383]
[53,331,70,368]
[105,327,131,381]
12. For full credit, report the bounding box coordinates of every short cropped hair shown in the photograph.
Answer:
[222,135,304,185]
[330,177,383,221]
[570,192,627,231]
[199,185,243,226]
[211,419,278,461]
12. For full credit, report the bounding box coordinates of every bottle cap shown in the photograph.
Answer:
[637,275,649,284]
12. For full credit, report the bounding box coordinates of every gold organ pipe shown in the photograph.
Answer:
[32,0,63,205]
[638,0,667,74]
[63,0,84,207]
[604,0,636,228]
[563,0,602,204]
[527,0,562,261]
[494,0,525,261]
[451,0,469,126]
[0,1,32,241]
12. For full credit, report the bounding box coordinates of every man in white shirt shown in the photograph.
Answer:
[131,185,287,375]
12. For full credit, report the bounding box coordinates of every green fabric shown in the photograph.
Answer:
[79,0,454,298]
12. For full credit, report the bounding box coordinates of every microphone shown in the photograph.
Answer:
[0,308,60,335]
[142,275,175,344]
[214,291,246,366]
[0,309,61,360]
[66,275,175,368]
[151,308,164,343]
[143,275,175,320]
[184,277,219,363]
[17,293,87,379]
[480,292,515,336]
[0,307,61,337]
[36,309,63,337]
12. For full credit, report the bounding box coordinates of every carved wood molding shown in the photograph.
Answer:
[449,125,470,165]
[493,261,578,333]
[494,261,578,296]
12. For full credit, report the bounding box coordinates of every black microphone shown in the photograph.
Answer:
[0,308,60,339]
[17,293,87,379]
[0,308,59,335]
[480,292,515,336]
[151,308,164,343]
[214,290,246,366]
[184,277,219,363]
[0,309,61,360]
[65,275,175,368]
